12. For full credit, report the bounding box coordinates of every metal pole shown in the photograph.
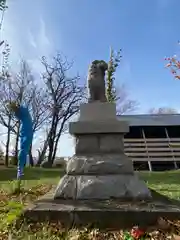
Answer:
[142,128,152,171]
[165,127,178,169]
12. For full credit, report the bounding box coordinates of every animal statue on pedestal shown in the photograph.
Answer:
[87,60,108,102]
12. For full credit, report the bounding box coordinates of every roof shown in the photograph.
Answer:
[117,114,180,127]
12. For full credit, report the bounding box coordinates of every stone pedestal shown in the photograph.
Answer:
[54,102,151,200]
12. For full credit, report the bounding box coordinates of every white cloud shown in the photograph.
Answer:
[26,16,53,74]
[2,2,54,66]
[38,16,51,48]
[27,16,52,58]
[1,1,56,80]
[28,30,37,49]
[0,2,59,156]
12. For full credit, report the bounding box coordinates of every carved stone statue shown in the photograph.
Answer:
[87,60,108,102]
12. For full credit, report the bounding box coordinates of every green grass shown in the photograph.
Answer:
[0,167,62,191]
[1,168,179,198]
[0,168,180,239]
[139,170,180,200]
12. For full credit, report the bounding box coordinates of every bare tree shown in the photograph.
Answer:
[115,84,139,115]
[0,60,50,166]
[0,0,10,166]
[0,73,16,166]
[27,86,51,165]
[37,53,85,166]
[148,107,178,114]
[10,61,34,164]
[13,60,51,166]
[0,40,12,166]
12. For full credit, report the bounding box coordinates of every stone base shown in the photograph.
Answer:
[54,173,151,200]
[69,121,129,134]
[67,154,133,175]
[23,188,180,229]
[69,102,129,135]
[79,102,117,122]
[75,135,125,154]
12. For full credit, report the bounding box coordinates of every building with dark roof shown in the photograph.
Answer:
[118,114,180,171]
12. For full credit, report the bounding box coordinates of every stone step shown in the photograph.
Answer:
[22,189,180,229]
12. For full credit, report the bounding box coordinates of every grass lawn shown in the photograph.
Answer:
[140,170,180,200]
[0,168,180,239]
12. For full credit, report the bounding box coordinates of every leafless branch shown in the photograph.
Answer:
[115,84,139,115]
[148,107,178,114]
[38,53,86,165]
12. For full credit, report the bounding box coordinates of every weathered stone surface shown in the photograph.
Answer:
[100,134,124,153]
[69,121,129,134]
[54,174,151,200]
[54,175,77,199]
[24,188,180,228]
[75,135,99,154]
[79,102,116,121]
[76,175,151,200]
[87,60,108,102]
[75,134,124,154]
[66,154,133,175]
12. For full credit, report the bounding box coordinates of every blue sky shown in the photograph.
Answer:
[1,0,180,156]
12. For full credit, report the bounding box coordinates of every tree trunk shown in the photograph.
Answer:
[47,115,58,166]
[51,118,66,163]
[36,139,49,166]
[47,136,55,166]
[52,138,58,164]
[51,130,63,164]
[29,144,34,166]
[13,123,20,166]
[5,116,11,167]
[37,114,58,167]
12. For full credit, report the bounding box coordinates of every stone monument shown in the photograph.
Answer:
[54,60,151,200]
[23,60,180,229]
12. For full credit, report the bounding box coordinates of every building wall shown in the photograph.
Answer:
[124,125,180,171]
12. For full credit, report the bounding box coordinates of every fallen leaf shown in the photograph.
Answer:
[172,234,180,240]
[157,218,171,230]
